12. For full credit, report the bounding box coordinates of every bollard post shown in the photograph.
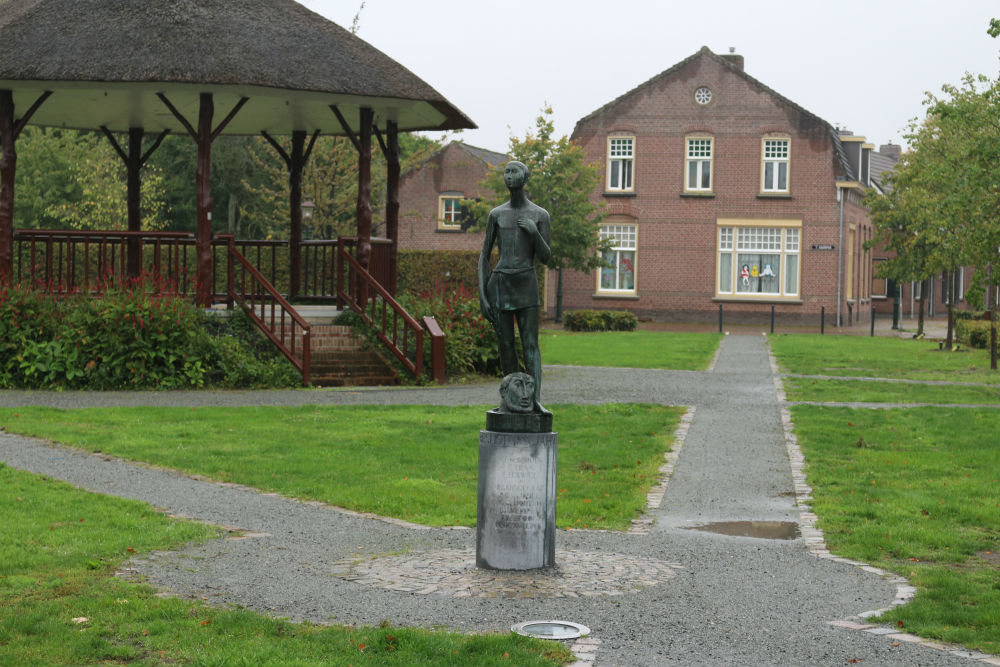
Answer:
[870,307,876,337]
[718,303,723,333]
[821,306,825,335]
[770,304,775,334]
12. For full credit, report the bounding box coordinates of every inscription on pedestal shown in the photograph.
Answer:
[477,430,557,570]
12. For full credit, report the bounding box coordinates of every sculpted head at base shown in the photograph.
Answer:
[499,372,536,414]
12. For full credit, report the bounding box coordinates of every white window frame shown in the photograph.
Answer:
[761,138,790,193]
[716,220,801,299]
[597,223,637,294]
[685,136,713,193]
[437,193,464,230]
[606,136,634,192]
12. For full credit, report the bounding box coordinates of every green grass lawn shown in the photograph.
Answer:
[789,406,1000,654]
[0,403,683,531]
[540,330,721,370]
[782,376,1000,404]
[770,334,1000,383]
[0,464,571,667]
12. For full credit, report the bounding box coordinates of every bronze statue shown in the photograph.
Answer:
[478,160,551,413]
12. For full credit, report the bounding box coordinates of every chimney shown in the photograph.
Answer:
[720,47,744,71]
[879,143,902,161]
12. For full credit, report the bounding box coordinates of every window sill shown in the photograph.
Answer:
[603,191,636,198]
[757,193,792,200]
[681,192,715,199]
[712,296,803,305]
[435,226,465,233]
[593,292,640,300]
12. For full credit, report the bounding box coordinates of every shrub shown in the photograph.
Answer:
[954,310,987,321]
[956,318,996,349]
[563,309,637,332]
[0,280,298,390]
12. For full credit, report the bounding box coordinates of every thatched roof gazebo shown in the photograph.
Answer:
[0,0,475,304]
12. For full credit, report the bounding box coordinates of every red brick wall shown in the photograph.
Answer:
[398,142,493,253]
[549,50,873,327]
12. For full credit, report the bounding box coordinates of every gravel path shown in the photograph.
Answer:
[0,335,988,666]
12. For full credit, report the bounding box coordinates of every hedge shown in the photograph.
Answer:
[562,309,637,332]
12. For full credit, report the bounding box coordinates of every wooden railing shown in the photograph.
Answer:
[226,238,311,386]
[336,240,427,378]
[12,229,234,300]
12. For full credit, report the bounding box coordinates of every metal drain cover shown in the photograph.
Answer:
[512,620,590,640]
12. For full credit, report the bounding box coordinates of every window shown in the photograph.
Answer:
[872,258,888,298]
[607,137,634,191]
[717,222,800,298]
[437,193,464,230]
[762,138,789,193]
[598,223,636,293]
[685,137,713,192]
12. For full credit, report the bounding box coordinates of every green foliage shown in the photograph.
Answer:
[0,281,298,390]
[956,318,996,349]
[467,106,608,278]
[562,309,637,332]
[14,128,168,230]
[397,249,479,297]
[401,283,500,376]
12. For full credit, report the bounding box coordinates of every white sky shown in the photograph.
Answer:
[301,0,1000,153]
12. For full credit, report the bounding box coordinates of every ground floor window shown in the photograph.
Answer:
[717,222,800,298]
[598,223,636,293]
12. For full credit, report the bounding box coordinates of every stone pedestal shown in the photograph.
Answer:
[476,429,557,570]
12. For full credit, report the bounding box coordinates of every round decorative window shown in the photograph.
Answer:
[694,87,713,105]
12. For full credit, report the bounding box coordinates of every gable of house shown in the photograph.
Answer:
[398,140,507,252]
[557,47,876,326]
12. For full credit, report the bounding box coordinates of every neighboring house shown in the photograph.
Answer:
[397,140,507,252]
[552,46,879,326]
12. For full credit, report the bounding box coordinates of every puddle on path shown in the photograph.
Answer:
[685,521,800,540]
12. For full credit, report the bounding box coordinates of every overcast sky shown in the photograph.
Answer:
[300,0,1000,154]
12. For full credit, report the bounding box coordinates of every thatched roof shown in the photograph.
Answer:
[0,0,475,135]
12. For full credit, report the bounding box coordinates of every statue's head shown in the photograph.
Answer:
[503,160,529,189]
[499,372,535,413]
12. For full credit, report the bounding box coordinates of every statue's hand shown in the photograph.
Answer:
[516,217,538,236]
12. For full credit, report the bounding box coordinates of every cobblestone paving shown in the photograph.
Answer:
[330,547,683,599]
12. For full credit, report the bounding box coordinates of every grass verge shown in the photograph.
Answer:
[0,403,683,531]
[782,376,1000,404]
[790,406,1000,654]
[0,465,571,666]
[770,334,1000,383]
[540,330,721,370]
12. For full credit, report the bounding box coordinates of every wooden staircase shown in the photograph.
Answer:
[303,324,400,387]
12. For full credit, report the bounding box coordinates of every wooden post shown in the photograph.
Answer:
[385,120,400,296]
[356,108,373,307]
[0,91,16,283]
[126,127,143,279]
[195,94,214,307]
[288,130,305,299]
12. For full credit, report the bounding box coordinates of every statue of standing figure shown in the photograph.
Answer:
[478,160,551,414]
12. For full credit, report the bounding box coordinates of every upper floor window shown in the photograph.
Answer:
[438,193,464,230]
[762,138,789,193]
[598,223,637,293]
[607,137,634,192]
[685,137,713,192]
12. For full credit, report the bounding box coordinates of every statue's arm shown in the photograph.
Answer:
[534,212,552,266]
[478,215,497,323]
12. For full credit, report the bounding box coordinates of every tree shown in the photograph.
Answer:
[468,107,607,321]
[867,69,1000,356]
[15,128,168,231]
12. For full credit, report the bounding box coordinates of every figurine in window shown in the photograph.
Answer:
[741,264,751,288]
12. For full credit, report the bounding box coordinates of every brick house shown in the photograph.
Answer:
[551,47,879,326]
[397,140,506,252]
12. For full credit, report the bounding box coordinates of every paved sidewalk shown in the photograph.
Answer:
[0,335,989,666]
